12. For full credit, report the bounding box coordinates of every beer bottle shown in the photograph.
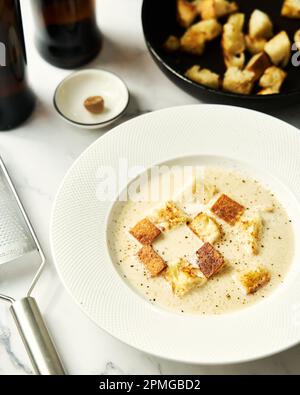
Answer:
[31,0,102,69]
[0,0,35,131]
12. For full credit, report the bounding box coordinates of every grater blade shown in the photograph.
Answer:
[0,168,36,266]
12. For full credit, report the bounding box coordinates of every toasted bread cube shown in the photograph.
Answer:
[154,201,190,231]
[211,194,245,225]
[224,53,245,69]
[185,66,220,89]
[258,66,287,94]
[130,218,161,245]
[223,67,255,95]
[165,258,207,297]
[222,13,245,54]
[241,215,263,255]
[138,245,167,277]
[265,31,291,67]
[222,13,245,69]
[192,19,223,41]
[200,0,238,20]
[189,212,222,244]
[177,0,198,28]
[245,52,271,81]
[295,29,300,50]
[249,10,273,39]
[164,35,180,52]
[257,88,280,95]
[228,13,245,30]
[180,28,206,56]
[196,242,225,278]
[180,19,222,56]
[245,35,267,55]
[281,0,300,19]
[235,265,271,294]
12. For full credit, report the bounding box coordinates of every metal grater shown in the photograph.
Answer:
[0,170,36,265]
[0,156,66,375]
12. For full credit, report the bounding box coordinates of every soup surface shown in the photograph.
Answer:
[108,166,294,315]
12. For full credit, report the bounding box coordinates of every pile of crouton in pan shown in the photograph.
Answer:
[164,0,300,95]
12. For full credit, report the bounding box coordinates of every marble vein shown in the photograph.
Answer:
[0,320,32,374]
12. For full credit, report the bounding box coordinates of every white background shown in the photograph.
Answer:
[0,0,300,375]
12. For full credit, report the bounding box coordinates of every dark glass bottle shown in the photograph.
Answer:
[0,0,35,131]
[31,0,102,69]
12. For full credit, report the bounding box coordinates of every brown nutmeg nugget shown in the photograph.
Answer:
[211,194,245,225]
[196,242,225,279]
[84,96,105,114]
[129,218,161,245]
[138,245,167,277]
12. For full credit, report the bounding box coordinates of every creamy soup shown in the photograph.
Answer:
[108,166,294,315]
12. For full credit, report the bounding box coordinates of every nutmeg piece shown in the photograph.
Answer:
[84,96,105,114]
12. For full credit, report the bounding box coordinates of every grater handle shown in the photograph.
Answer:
[10,297,67,375]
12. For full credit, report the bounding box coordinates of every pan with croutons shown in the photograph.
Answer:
[142,0,300,102]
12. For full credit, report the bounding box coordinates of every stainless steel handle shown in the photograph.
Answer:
[10,297,66,375]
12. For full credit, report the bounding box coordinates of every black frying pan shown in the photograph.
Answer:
[142,0,300,106]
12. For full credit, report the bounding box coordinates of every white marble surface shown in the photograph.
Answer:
[0,0,300,375]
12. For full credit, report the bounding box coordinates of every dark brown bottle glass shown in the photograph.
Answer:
[31,0,102,69]
[0,0,35,131]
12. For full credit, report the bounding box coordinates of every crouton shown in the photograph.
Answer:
[211,194,245,225]
[223,67,255,95]
[227,12,245,30]
[265,31,291,67]
[196,242,225,278]
[177,0,198,28]
[281,0,300,19]
[245,52,271,81]
[191,19,223,41]
[130,218,161,245]
[185,65,221,89]
[163,35,180,52]
[200,0,238,20]
[295,29,300,50]
[222,13,246,69]
[188,212,222,244]
[223,13,245,53]
[249,10,273,39]
[180,19,222,56]
[235,265,271,294]
[224,53,246,69]
[164,258,207,297]
[138,245,167,277]
[180,26,206,55]
[196,0,205,14]
[257,88,278,95]
[245,35,267,55]
[153,201,190,231]
[258,66,287,94]
[241,215,263,255]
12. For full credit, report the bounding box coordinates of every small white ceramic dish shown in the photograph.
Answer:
[50,105,300,364]
[53,69,129,129]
